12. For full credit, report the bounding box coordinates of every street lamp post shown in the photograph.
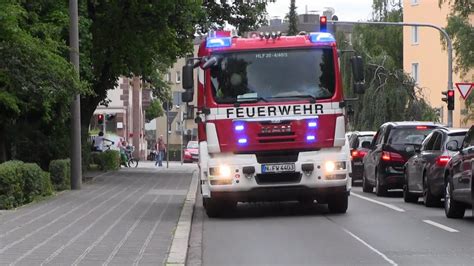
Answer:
[69,0,82,189]
[330,21,454,127]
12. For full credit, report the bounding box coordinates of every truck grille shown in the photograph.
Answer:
[255,173,302,185]
[255,151,299,163]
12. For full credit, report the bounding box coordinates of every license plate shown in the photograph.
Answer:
[262,163,295,173]
[354,162,363,166]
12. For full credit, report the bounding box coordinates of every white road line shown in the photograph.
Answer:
[350,192,405,212]
[41,177,150,265]
[343,228,398,266]
[0,179,124,255]
[423,220,459,233]
[71,176,167,266]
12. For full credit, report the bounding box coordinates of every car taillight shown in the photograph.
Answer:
[351,149,367,159]
[435,155,450,167]
[381,151,405,163]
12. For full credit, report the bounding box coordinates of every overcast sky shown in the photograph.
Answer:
[266,0,374,21]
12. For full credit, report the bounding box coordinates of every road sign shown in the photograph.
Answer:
[166,111,178,124]
[455,83,473,100]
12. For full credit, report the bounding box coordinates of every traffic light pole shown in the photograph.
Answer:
[330,21,454,127]
[69,0,82,189]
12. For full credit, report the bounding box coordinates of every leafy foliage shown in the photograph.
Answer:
[342,1,435,130]
[49,159,71,191]
[286,0,298,35]
[200,0,268,36]
[145,99,164,122]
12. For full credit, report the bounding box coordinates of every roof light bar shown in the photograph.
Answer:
[206,37,232,48]
[309,32,335,43]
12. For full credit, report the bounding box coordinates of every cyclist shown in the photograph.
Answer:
[92,131,114,152]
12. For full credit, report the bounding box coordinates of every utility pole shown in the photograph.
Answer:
[69,0,82,189]
[166,106,170,169]
[330,20,454,127]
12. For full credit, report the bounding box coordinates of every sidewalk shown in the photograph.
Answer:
[0,163,197,265]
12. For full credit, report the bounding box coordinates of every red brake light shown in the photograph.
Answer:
[351,149,367,159]
[381,151,405,162]
[435,155,450,167]
[416,126,428,130]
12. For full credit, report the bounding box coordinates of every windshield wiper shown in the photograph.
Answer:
[270,95,317,103]
[236,96,269,103]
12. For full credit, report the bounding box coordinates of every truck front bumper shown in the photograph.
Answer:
[200,148,351,202]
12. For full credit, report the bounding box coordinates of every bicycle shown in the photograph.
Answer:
[125,146,139,168]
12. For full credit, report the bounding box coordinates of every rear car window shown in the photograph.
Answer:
[187,141,199,149]
[447,133,466,147]
[388,127,435,145]
[356,136,374,148]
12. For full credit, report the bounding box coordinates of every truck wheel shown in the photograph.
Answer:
[444,181,465,219]
[362,172,373,193]
[327,194,348,213]
[203,198,236,218]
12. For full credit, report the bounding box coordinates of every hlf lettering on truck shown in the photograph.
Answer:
[225,104,324,119]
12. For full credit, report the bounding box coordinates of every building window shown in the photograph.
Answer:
[176,71,181,83]
[411,26,419,44]
[411,0,419,5]
[411,63,419,84]
[165,72,171,83]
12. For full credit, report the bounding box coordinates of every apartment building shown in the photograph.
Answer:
[403,0,473,127]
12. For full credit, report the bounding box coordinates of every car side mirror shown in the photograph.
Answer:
[350,56,365,94]
[405,145,415,153]
[361,141,371,149]
[446,140,460,151]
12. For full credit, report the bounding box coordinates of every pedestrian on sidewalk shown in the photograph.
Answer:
[155,135,166,167]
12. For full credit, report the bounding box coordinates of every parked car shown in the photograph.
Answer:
[444,125,474,219]
[348,131,376,184]
[362,122,443,196]
[403,128,467,206]
[183,141,199,163]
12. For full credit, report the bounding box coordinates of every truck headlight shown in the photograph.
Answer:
[325,161,346,173]
[209,165,232,178]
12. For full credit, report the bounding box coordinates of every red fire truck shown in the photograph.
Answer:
[181,23,365,217]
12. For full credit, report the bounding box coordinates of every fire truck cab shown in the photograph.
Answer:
[181,29,365,217]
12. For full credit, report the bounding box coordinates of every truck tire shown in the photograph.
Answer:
[203,198,236,218]
[327,193,348,213]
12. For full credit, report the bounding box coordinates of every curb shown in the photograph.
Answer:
[165,171,199,266]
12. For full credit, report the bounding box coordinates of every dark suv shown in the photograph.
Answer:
[348,131,376,184]
[444,125,474,219]
[362,122,443,196]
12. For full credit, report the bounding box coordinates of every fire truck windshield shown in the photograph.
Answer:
[209,48,335,103]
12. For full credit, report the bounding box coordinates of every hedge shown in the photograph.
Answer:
[0,161,53,210]
[91,150,120,171]
[49,159,71,191]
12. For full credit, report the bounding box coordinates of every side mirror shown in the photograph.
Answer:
[202,56,218,70]
[182,64,194,91]
[446,140,460,151]
[182,89,194,103]
[361,141,371,149]
[350,56,365,94]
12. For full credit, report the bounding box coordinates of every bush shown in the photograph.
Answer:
[49,159,71,191]
[0,161,53,210]
[90,151,120,171]
[100,150,120,171]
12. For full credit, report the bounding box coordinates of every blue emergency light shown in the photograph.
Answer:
[206,37,232,48]
[238,138,248,144]
[235,124,245,131]
[306,135,316,141]
[308,121,318,128]
[309,32,335,43]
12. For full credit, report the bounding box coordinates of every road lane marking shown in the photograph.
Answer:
[350,192,405,212]
[343,228,398,266]
[423,220,459,233]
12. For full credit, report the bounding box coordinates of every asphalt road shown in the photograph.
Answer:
[0,164,195,266]
[188,185,474,266]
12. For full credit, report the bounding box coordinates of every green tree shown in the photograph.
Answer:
[286,0,298,35]
[0,0,82,166]
[439,0,473,123]
[343,0,436,130]
[200,0,269,36]
[145,99,164,123]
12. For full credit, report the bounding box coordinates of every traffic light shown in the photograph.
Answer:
[320,16,327,32]
[105,113,115,121]
[442,90,455,110]
[98,114,104,125]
